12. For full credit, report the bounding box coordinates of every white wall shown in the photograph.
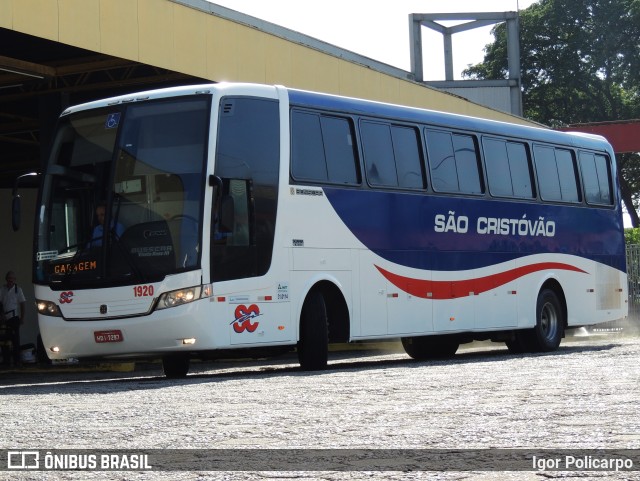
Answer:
[0,188,38,346]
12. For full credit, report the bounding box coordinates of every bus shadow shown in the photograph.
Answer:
[0,341,622,395]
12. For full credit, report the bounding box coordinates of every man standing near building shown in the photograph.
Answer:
[0,270,26,367]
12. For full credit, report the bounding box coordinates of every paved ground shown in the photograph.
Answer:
[0,330,639,480]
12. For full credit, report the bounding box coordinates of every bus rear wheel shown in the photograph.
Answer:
[506,289,564,354]
[162,353,190,379]
[401,335,459,360]
[529,289,564,352]
[297,291,329,371]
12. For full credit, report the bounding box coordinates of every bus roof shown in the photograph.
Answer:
[60,82,612,154]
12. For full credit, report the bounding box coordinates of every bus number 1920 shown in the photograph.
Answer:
[133,285,154,297]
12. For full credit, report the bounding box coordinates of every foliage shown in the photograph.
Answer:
[618,153,640,226]
[463,0,640,224]
[464,0,640,125]
[625,227,640,245]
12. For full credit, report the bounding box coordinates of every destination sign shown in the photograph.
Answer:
[53,260,98,275]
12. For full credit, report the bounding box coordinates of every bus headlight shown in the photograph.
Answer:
[36,299,62,317]
[156,284,212,310]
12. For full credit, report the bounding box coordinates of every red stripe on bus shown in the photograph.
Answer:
[375,263,588,300]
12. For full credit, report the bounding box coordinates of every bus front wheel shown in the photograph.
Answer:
[401,335,459,360]
[297,291,329,371]
[162,353,190,379]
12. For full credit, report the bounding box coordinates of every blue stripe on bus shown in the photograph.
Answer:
[323,187,626,273]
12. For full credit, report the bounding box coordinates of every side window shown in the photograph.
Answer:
[290,112,327,181]
[533,145,579,202]
[392,126,424,189]
[555,149,580,202]
[426,129,482,194]
[483,138,511,196]
[453,134,482,194]
[291,110,359,185]
[360,121,424,189]
[533,145,561,200]
[361,121,398,186]
[322,117,359,184]
[483,138,533,199]
[506,142,533,198]
[579,152,613,205]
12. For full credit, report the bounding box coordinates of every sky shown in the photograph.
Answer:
[208,0,539,80]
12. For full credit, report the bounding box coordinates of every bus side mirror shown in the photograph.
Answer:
[11,171,39,232]
[11,196,21,232]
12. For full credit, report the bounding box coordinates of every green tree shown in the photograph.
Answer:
[464,0,640,224]
[625,227,640,245]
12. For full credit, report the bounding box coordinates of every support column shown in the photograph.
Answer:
[409,14,424,82]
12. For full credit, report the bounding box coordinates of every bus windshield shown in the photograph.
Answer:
[35,96,210,288]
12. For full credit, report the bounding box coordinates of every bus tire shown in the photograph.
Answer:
[505,331,530,353]
[401,335,459,360]
[297,291,329,371]
[162,354,190,379]
[529,289,564,352]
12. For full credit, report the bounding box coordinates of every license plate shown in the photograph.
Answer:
[94,330,123,343]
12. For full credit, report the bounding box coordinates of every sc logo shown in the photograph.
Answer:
[59,291,74,304]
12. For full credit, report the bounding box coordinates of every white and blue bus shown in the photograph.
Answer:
[32,83,627,377]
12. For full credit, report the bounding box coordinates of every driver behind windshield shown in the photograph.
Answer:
[89,203,124,247]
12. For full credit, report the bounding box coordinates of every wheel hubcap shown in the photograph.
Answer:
[540,301,558,341]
